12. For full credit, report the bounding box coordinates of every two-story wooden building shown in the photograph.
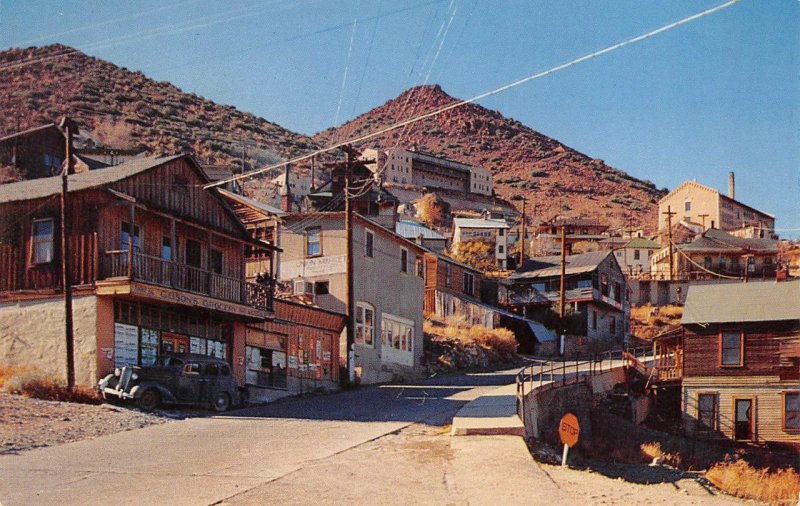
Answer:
[0,155,275,387]
[653,281,800,444]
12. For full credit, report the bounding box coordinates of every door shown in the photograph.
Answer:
[734,399,753,441]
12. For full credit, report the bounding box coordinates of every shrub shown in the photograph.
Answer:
[706,460,800,504]
[1,366,101,404]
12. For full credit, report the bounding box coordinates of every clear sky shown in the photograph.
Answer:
[1,0,798,236]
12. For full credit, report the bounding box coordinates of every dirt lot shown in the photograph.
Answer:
[0,392,170,454]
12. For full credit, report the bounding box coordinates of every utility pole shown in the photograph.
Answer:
[344,148,355,385]
[518,197,526,267]
[698,213,709,230]
[559,224,566,355]
[60,117,76,390]
[310,155,316,192]
[663,205,676,281]
[240,139,247,175]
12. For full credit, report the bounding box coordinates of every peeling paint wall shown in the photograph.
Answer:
[0,295,98,387]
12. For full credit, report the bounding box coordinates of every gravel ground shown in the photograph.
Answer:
[0,392,170,454]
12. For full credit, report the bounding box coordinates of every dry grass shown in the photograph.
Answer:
[640,441,682,467]
[0,364,101,404]
[629,304,683,327]
[424,315,517,356]
[706,460,800,505]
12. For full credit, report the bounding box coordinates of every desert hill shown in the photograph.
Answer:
[315,85,665,230]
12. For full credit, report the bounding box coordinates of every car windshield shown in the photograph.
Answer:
[158,356,184,367]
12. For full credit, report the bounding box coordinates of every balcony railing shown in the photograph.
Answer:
[103,250,273,311]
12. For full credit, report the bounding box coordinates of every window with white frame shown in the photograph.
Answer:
[306,227,321,257]
[355,302,374,347]
[381,315,414,354]
[31,218,54,264]
[463,272,474,296]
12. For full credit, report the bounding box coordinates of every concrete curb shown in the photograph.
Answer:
[450,382,524,436]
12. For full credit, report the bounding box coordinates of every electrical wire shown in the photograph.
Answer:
[205,0,742,191]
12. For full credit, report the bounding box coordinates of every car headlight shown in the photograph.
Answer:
[131,373,139,381]
[114,368,121,377]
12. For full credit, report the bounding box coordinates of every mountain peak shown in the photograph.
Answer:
[315,85,663,230]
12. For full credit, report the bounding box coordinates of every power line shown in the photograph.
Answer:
[205,0,742,190]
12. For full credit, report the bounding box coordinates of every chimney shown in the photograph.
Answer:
[728,171,735,200]
[280,163,293,212]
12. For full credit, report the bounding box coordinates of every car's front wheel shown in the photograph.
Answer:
[137,389,160,411]
[212,392,231,412]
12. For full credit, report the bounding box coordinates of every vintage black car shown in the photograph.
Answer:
[98,353,241,412]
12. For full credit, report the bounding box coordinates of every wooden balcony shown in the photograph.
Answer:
[103,251,272,311]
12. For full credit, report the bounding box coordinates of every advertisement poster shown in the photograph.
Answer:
[114,323,139,368]
[288,356,298,369]
[140,328,159,366]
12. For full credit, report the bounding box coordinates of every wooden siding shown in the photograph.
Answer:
[683,323,800,378]
[109,158,242,236]
[683,378,800,444]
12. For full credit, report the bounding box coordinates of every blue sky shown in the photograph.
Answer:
[1,0,798,236]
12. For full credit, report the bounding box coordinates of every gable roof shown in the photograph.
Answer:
[0,154,185,204]
[0,123,64,143]
[218,188,286,219]
[659,180,719,203]
[679,228,778,254]
[625,237,661,249]
[682,280,800,324]
[512,250,612,280]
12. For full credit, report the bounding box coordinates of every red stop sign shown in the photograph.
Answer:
[559,412,580,448]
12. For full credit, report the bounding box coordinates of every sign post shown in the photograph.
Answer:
[558,412,580,467]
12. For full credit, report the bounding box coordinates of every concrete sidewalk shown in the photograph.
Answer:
[450,382,524,436]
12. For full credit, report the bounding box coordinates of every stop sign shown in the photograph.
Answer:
[559,412,580,448]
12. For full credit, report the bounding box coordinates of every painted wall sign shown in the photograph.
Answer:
[129,282,266,319]
[280,255,346,280]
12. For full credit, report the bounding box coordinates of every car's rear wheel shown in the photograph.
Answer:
[213,392,231,412]
[137,389,160,411]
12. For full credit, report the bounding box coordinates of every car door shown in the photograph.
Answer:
[177,362,202,402]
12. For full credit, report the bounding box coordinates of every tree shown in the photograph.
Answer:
[414,193,446,227]
[447,240,498,272]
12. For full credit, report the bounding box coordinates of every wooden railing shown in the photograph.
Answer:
[103,250,272,311]
[654,364,683,381]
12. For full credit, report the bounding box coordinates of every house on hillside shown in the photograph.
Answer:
[650,228,779,281]
[532,216,610,256]
[658,176,775,236]
[361,147,493,197]
[652,280,800,444]
[611,237,662,277]
[498,250,629,349]
[278,212,425,383]
[0,155,276,387]
[396,219,448,252]
[452,212,510,270]
[218,189,347,396]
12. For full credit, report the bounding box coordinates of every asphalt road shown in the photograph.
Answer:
[0,368,519,506]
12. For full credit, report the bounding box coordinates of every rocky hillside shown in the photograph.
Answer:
[0,45,317,170]
[315,85,665,230]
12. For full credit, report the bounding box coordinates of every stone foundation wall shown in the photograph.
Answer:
[0,295,98,387]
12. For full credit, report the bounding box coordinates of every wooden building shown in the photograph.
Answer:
[0,155,275,387]
[652,280,800,444]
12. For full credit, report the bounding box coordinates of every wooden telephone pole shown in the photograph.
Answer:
[344,148,355,385]
[60,117,77,390]
[698,213,709,230]
[663,205,676,281]
[518,197,526,267]
[559,225,567,354]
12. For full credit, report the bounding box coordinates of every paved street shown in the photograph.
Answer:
[0,369,524,506]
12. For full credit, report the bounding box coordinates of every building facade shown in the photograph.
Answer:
[278,212,425,383]
[653,281,800,444]
[0,155,274,387]
[452,214,510,270]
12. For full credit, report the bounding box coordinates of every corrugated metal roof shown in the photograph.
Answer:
[0,154,185,204]
[453,217,510,229]
[218,188,285,217]
[395,219,445,240]
[682,280,800,325]
[512,250,611,279]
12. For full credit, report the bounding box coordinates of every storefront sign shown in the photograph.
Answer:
[280,255,346,279]
[129,283,267,319]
